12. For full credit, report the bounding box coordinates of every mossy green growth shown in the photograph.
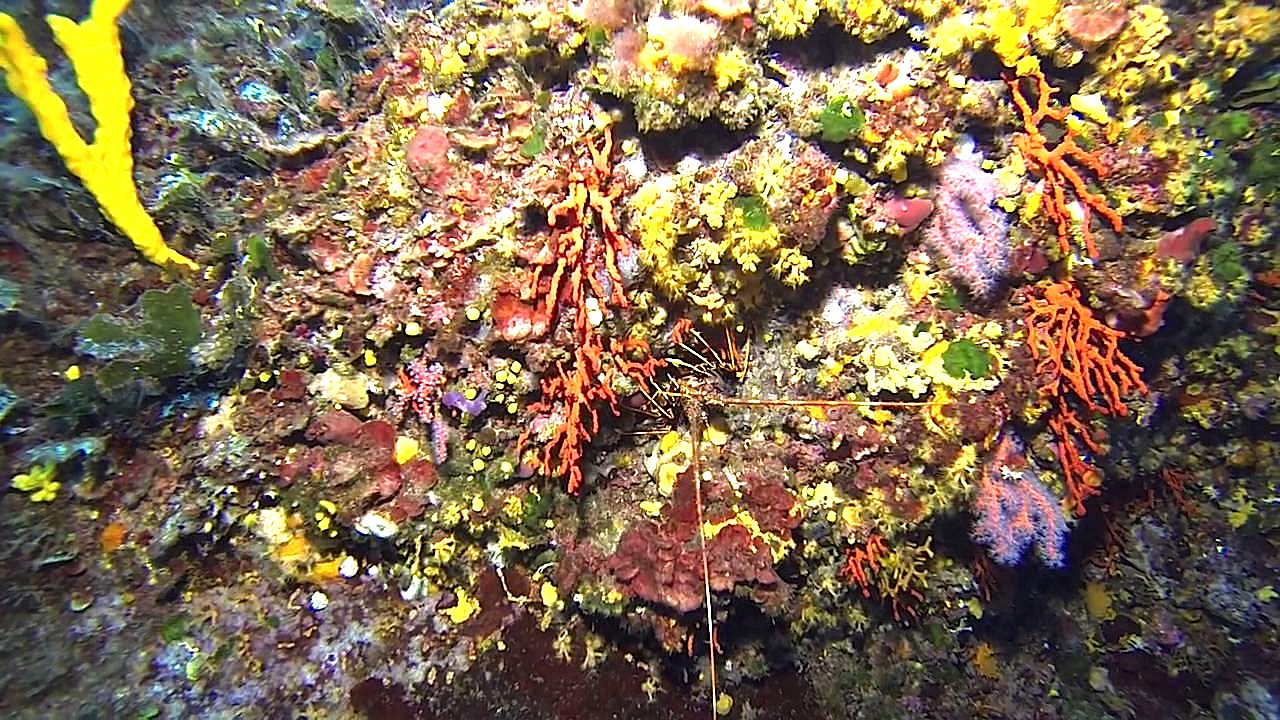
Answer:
[819,97,865,142]
[521,120,548,158]
[1206,111,1252,145]
[923,620,949,647]
[78,285,204,392]
[317,0,362,22]
[585,25,609,49]
[1246,135,1280,197]
[731,194,771,231]
[1208,241,1247,285]
[161,612,192,643]
[942,338,992,380]
[243,235,281,280]
[153,166,209,213]
[936,284,968,312]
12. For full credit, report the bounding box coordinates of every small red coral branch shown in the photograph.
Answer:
[523,130,630,331]
[1025,280,1147,515]
[842,534,926,622]
[1158,466,1197,516]
[669,316,694,344]
[1009,69,1123,260]
[517,130,659,493]
[843,534,887,599]
[527,336,658,494]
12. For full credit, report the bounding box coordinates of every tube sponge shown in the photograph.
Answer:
[0,0,197,270]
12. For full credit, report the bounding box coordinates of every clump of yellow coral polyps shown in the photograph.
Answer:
[628,132,840,323]
[0,0,197,270]
[637,14,721,75]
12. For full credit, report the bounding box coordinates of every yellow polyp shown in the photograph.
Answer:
[1021,186,1045,222]
[657,462,682,496]
[11,462,59,502]
[659,429,682,453]
[0,1,197,270]
[276,534,310,561]
[310,557,344,582]
[704,417,731,446]
[437,52,466,77]
[973,642,1001,679]
[712,47,749,90]
[1083,581,1116,620]
[907,269,937,303]
[444,587,479,623]
[1014,54,1041,77]
[539,581,560,609]
[394,435,420,465]
[1069,92,1112,125]
[1024,0,1060,29]
[432,536,457,563]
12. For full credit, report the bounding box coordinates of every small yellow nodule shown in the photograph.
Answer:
[394,436,420,465]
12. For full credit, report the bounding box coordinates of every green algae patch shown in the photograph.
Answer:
[77,285,204,393]
[942,338,993,380]
[820,97,865,142]
[731,194,772,231]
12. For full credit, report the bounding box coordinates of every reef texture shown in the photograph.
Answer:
[0,0,1278,719]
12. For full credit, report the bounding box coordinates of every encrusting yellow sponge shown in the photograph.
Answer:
[0,0,197,271]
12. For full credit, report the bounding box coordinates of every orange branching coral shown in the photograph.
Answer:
[669,316,694,343]
[523,131,630,334]
[1026,282,1146,415]
[843,533,887,599]
[842,534,930,622]
[518,130,659,494]
[1045,408,1105,516]
[526,336,657,494]
[1025,280,1147,515]
[1009,69,1123,260]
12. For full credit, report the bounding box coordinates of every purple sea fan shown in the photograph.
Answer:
[921,153,1009,298]
[971,433,1068,568]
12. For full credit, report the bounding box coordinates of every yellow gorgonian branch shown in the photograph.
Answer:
[0,0,197,270]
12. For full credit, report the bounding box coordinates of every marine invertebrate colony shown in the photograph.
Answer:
[2,1,1278,718]
[0,0,197,270]
[920,152,1009,298]
[1009,67,1123,260]
[1025,280,1147,515]
[971,432,1067,566]
[517,128,660,494]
